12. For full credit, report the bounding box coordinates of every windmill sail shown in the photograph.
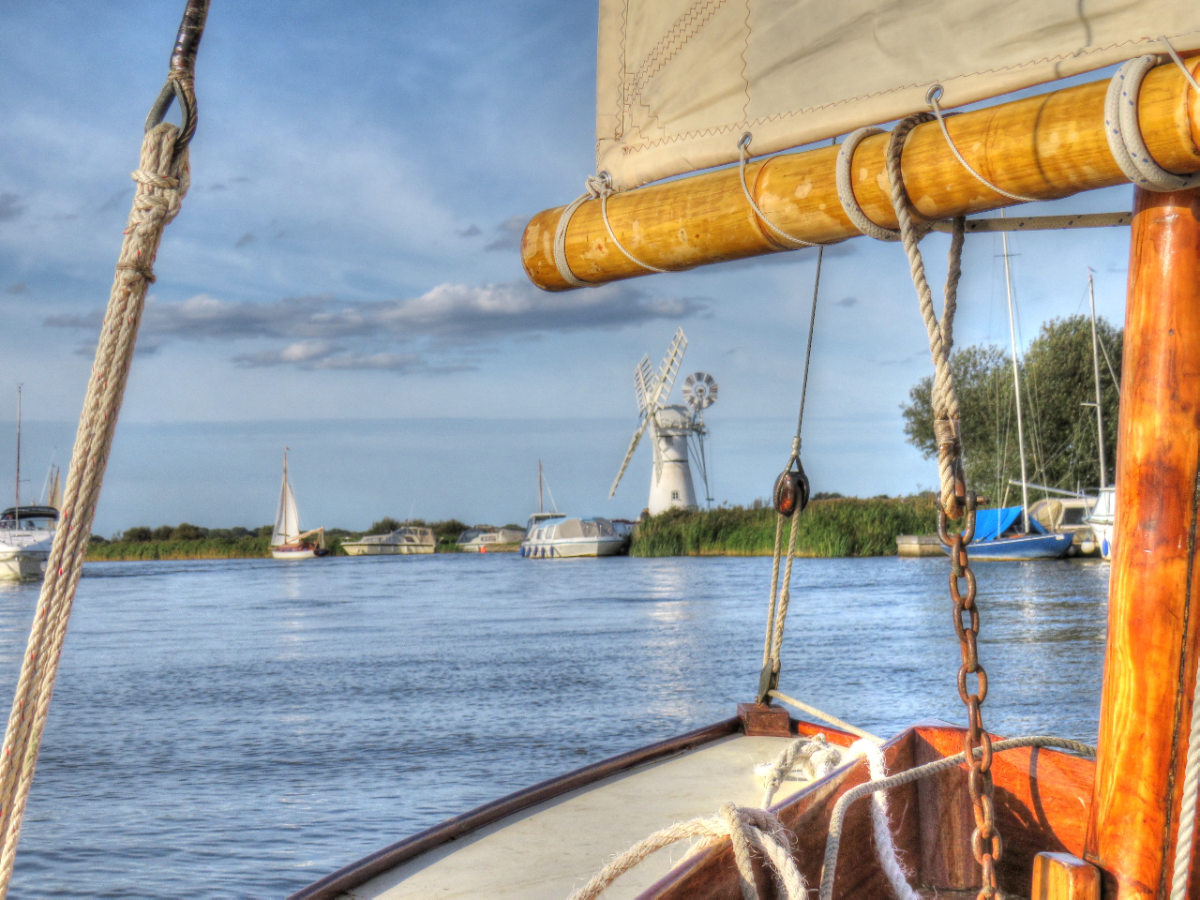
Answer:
[598,0,1200,191]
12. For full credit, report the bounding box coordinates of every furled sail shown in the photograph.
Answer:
[597,0,1200,191]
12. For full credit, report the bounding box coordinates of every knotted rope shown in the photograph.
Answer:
[568,802,807,900]
[0,122,190,894]
[553,173,668,287]
[883,115,967,518]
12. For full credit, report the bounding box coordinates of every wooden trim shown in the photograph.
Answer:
[285,718,741,900]
[522,59,1200,291]
[1085,186,1200,898]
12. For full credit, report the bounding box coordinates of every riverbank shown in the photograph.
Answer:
[629,494,940,557]
[83,495,940,561]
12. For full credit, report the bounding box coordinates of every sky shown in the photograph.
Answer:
[0,2,1135,538]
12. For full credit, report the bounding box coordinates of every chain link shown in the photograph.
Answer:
[940,489,1002,898]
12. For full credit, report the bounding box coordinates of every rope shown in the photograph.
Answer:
[553,172,668,281]
[760,247,825,681]
[568,802,807,900]
[883,114,967,518]
[818,735,1095,900]
[0,123,189,893]
[737,133,817,248]
[1170,641,1200,898]
[1105,56,1200,192]
[853,738,921,900]
[835,128,900,241]
[767,690,880,744]
[758,734,846,808]
[924,86,1038,203]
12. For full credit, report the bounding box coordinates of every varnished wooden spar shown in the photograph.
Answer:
[1085,186,1200,898]
[522,59,1200,291]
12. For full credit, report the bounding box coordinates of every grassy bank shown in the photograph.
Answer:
[86,535,274,561]
[629,494,940,557]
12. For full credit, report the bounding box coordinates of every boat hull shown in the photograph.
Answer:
[342,543,434,556]
[270,545,327,560]
[0,546,48,581]
[289,715,1094,900]
[519,536,627,558]
[941,531,1073,560]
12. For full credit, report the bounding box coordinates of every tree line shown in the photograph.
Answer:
[900,314,1121,505]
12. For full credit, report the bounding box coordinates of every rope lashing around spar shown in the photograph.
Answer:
[0,122,190,894]
[1106,54,1200,193]
[552,173,669,287]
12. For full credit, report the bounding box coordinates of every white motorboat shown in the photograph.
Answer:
[0,505,57,582]
[1087,485,1117,561]
[520,513,629,559]
[342,527,435,556]
[455,527,524,552]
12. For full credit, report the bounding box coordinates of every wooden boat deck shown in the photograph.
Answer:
[342,733,821,899]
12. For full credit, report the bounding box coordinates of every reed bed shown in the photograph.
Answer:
[629,494,940,558]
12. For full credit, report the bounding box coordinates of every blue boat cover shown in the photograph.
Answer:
[973,506,1047,541]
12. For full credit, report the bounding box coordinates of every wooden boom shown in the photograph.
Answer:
[522,59,1200,291]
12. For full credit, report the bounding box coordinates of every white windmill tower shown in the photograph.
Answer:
[610,328,718,515]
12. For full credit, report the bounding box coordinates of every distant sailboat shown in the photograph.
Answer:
[269,449,327,560]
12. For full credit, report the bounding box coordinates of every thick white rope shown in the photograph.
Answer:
[818,735,1095,900]
[758,734,845,808]
[852,738,922,900]
[737,133,818,248]
[568,802,807,900]
[1105,56,1200,193]
[882,115,967,517]
[835,128,901,242]
[767,690,880,744]
[1170,637,1200,898]
[0,122,189,894]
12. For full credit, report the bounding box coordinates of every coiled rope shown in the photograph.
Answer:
[0,121,191,895]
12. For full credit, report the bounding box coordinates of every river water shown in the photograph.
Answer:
[0,553,1108,898]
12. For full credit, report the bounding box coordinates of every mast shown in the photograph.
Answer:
[13,385,21,514]
[537,459,543,514]
[1000,228,1030,532]
[1085,186,1200,897]
[1087,270,1108,490]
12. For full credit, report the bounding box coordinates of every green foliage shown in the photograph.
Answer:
[901,315,1120,501]
[630,495,940,557]
[367,517,402,534]
[87,535,270,560]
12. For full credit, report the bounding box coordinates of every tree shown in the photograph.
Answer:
[368,517,402,534]
[901,315,1121,503]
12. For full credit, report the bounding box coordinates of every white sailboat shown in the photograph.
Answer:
[269,449,326,560]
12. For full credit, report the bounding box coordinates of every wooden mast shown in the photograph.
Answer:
[522,60,1200,292]
[1085,186,1200,897]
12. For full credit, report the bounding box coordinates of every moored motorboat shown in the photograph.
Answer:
[0,506,57,582]
[1086,485,1117,561]
[342,526,435,556]
[5,3,1200,899]
[519,514,629,559]
[455,526,524,552]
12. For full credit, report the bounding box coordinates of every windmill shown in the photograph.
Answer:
[610,327,718,515]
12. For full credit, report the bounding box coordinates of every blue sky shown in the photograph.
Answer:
[0,2,1134,537]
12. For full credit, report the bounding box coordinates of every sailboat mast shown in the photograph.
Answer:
[537,459,543,514]
[1088,271,1108,490]
[1001,230,1031,532]
[13,385,21,513]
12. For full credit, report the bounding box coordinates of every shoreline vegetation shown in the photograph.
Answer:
[83,494,941,561]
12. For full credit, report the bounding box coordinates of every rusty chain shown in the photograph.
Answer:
[939,488,1003,898]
